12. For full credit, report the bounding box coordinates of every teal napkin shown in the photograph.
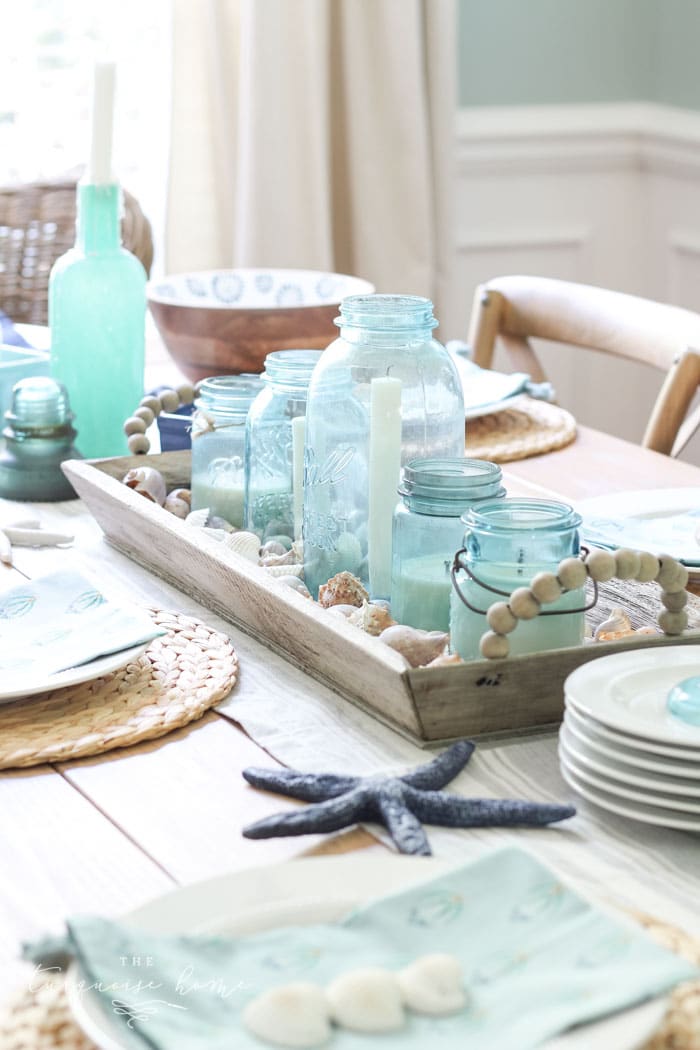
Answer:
[583,511,700,566]
[446,342,555,418]
[0,570,165,680]
[26,848,697,1049]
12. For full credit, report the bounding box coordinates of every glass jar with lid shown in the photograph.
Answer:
[450,498,586,660]
[303,294,464,600]
[244,349,321,541]
[190,374,263,527]
[391,458,505,632]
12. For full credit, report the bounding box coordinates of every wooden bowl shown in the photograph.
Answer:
[147,268,375,383]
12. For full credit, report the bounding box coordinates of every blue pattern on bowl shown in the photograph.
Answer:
[212,273,244,303]
[185,276,208,297]
[275,283,304,306]
[254,273,274,295]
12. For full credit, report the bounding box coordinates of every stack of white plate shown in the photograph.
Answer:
[559,646,700,832]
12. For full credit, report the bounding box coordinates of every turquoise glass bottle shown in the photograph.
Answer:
[49,182,146,458]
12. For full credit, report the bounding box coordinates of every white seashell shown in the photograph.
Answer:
[594,606,633,641]
[185,508,211,528]
[379,625,449,667]
[123,467,167,505]
[261,540,287,558]
[291,539,304,564]
[325,604,358,619]
[164,488,191,519]
[242,982,330,1048]
[326,968,404,1033]
[263,563,305,578]
[222,530,261,563]
[397,954,466,1016]
[260,548,297,568]
[347,601,396,637]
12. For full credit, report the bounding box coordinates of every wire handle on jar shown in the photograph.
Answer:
[450,547,689,660]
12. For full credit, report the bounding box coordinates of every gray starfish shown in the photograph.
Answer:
[242,741,575,856]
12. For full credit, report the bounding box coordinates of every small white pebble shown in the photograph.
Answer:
[326,968,404,1034]
[398,954,467,1016]
[557,557,588,591]
[509,587,540,620]
[242,982,331,1048]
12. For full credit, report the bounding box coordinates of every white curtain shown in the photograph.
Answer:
[167,0,457,329]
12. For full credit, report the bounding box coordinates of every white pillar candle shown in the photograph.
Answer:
[368,376,402,599]
[88,61,116,185]
[292,414,306,541]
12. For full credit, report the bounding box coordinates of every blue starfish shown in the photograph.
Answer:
[242,741,575,856]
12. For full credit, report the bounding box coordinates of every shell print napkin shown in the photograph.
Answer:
[25,847,697,1050]
[0,569,164,681]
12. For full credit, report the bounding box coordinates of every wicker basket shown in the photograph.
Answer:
[0,177,154,325]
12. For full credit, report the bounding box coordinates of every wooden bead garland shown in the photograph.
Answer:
[478,548,691,660]
[122,382,199,455]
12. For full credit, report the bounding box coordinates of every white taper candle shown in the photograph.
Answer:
[368,376,402,599]
[292,414,306,541]
[88,61,116,185]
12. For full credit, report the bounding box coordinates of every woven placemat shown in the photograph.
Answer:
[1,915,698,1049]
[0,609,238,770]
[466,394,577,462]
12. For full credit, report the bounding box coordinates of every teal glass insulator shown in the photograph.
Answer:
[190,374,263,528]
[302,294,465,601]
[0,376,82,501]
[450,498,585,660]
[244,350,321,542]
[667,676,700,727]
[49,181,146,459]
[391,458,505,632]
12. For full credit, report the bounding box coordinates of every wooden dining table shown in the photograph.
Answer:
[2,423,700,1000]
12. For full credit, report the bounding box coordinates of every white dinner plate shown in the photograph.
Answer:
[565,699,700,760]
[559,730,700,813]
[66,855,667,1050]
[561,718,700,797]
[563,706,700,779]
[576,487,700,567]
[564,646,700,746]
[0,643,149,704]
[560,754,700,833]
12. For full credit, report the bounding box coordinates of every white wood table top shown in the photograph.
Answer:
[2,426,700,994]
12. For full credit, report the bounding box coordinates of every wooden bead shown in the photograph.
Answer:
[656,555,689,593]
[176,382,195,406]
[127,432,150,454]
[140,395,161,416]
[509,587,540,620]
[614,548,641,581]
[662,589,688,612]
[557,557,588,591]
[134,406,155,426]
[584,549,616,583]
[159,389,180,413]
[123,416,147,436]
[636,551,660,584]
[658,608,688,635]
[480,631,509,659]
[530,572,562,604]
[486,601,518,634]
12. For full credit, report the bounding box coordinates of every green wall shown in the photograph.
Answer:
[458,0,700,110]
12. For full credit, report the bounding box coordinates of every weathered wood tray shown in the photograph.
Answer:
[63,452,700,745]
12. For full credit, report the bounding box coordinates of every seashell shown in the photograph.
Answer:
[207,514,236,532]
[347,600,396,636]
[426,652,464,668]
[379,625,449,668]
[326,968,404,1033]
[242,982,330,1048]
[635,625,661,635]
[263,563,305,578]
[164,488,191,519]
[260,548,297,568]
[185,508,211,528]
[325,604,358,619]
[276,575,312,598]
[318,571,369,609]
[291,540,304,564]
[261,540,288,558]
[594,607,633,641]
[397,953,466,1015]
[221,530,260,563]
[265,534,294,551]
[123,467,166,505]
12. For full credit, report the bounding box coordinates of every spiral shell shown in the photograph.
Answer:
[122,467,166,506]
[164,488,191,519]
[594,607,633,641]
[347,601,396,637]
[379,625,449,668]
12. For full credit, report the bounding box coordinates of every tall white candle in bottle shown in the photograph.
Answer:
[368,376,402,598]
[88,61,116,184]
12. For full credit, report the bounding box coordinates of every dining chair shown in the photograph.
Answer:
[468,274,700,458]
[0,176,154,326]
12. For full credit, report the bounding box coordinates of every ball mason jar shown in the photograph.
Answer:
[303,294,464,600]
[244,350,321,542]
[190,374,263,527]
[450,498,586,660]
[391,458,505,632]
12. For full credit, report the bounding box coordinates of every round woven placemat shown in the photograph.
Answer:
[0,913,698,1049]
[0,609,238,770]
[465,394,577,463]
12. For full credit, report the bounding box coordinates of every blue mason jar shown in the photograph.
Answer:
[244,350,321,541]
[303,294,464,600]
[391,459,505,632]
[450,498,585,660]
[190,374,263,527]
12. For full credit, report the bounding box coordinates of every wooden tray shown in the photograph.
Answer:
[63,452,700,745]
